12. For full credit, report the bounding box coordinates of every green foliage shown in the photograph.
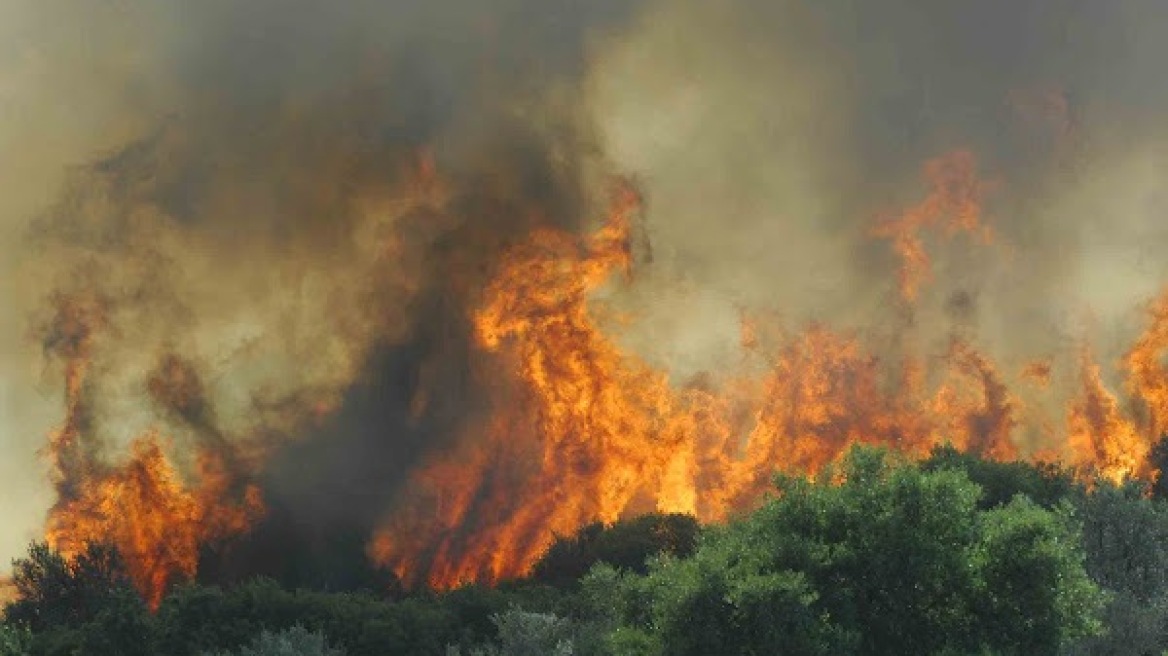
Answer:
[921,444,1082,509]
[203,625,345,656]
[9,587,154,656]
[4,542,136,633]
[0,448,1128,655]
[153,578,509,656]
[1148,435,1168,502]
[598,447,1105,655]
[1067,482,1168,655]
[530,514,700,587]
[973,498,1104,654]
[0,623,30,656]
[447,608,575,656]
[2,541,156,655]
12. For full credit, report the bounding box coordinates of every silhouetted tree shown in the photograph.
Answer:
[1147,435,1168,501]
[531,513,699,587]
[4,541,135,632]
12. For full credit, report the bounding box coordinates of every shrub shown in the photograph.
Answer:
[203,625,345,656]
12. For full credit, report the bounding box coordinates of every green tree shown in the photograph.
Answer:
[4,542,135,633]
[974,498,1104,654]
[1147,435,1168,502]
[598,447,1105,656]
[530,514,699,588]
[921,444,1081,510]
[0,623,30,656]
[71,587,156,656]
[203,626,345,656]
[446,608,576,656]
[1067,482,1168,655]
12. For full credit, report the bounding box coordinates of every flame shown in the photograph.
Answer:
[871,150,996,302]
[45,435,262,609]
[370,165,1036,589]
[1068,348,1147,484]
[930,338,1019,461]
[38,296,262,609]
[1126,290,1168,438]
[35,147,1168,600]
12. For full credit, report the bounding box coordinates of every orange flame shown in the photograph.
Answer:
[38,147,1168,601]
[45,435,263,609]
[871,150,996,302]
[1068,348,1147,484]
[39,296,262,609]
[370,166,1036,589]
[1126,290,1168,438]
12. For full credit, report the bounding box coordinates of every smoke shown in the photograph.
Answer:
[589,0,1168,446]
[5,0,1168,586]
[0,0,172,566]
[1,0,635,578]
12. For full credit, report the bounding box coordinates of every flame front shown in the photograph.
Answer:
[20,0,1168,618]
[39,296,262,609]
[35,148,1168,600]
[45,436,261,609]
[369,154,1118,589]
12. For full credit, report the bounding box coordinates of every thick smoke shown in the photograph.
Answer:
[4,0,1168,584]
[590,0,1168,449]
[3,0,635,581]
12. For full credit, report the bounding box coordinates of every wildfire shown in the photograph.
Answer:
[1126,290,1168,438]
[38,296,262,609]
[1068,349,1147,485]
[30,147,1168,604]
[369,158,1062,589]
[45,435,262,609]
[871,151,997,303]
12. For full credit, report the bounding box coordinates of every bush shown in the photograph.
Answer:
[0,623,30,656]
[204,626,345,656]
[598,447,1106,656]
[530,514,700,588]
[446,608,574,656]
[4,542,136,632]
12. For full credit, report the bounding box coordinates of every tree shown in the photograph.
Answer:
[4,541,136,633]
[1147,435,1168,502]
[1067,482,1168,655]
[921,443,1081,509]
[974,498,1104,654]
[446,608,575,656]
[0,623,30,656]
[596,447,1105,656]
[203,626,345,656]
[72,587,157,656]
[530,514,699,588]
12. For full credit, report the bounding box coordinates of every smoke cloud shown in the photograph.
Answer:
[591,0,1168,446]
[3,0,1168,584]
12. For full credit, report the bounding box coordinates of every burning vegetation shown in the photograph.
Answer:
[28,147,1168,602]
[8,0,1168,617]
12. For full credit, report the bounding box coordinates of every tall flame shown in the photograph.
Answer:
[35,148,1168,601]
[369,156,1072,589]
[39,296,262,609]
[45,436,262,609]
[871,151,996,303]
